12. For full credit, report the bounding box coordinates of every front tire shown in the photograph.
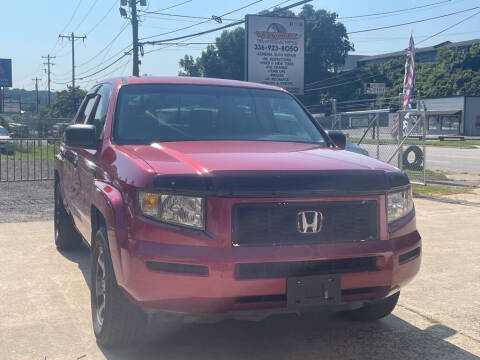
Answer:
[343,292,400,321]
[54,180,82,250]
[91,227,147,348]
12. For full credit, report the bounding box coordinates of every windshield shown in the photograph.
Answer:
[0,127,8,136]
[114,84,326,145]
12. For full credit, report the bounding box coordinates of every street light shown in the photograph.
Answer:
[119,7,128,17]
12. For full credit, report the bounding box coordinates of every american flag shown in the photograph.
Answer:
[392,35,415,138]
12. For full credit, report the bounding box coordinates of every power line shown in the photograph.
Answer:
[72,44,133,78]
[73,0,98,32]
[347,6,480,35]
[80,57,132,87]
[50,0,85,55]
[77,52,132,80]
[339,0,451,20]
[304,74,380,93]
[85,0,118,35]
[58,0,305,83]
[305,70,364,89]
[142,15,209,23]
[141,0,311,45]
[417,9,480,45]
[305,8,480,94]
[139,0,266,42]
[352,30,480,43]
[141,12,241,22]
[144,0,193,14]
[76,22,130,69]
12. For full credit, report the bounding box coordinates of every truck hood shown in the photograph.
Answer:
[122,141,398,175]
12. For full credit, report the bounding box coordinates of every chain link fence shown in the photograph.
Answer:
[313,104,428,185]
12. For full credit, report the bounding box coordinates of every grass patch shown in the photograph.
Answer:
[412,184,473,197]
[405,169,449,181]
[1,143,58,160]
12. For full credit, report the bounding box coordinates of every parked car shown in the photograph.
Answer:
[8,123,29,138]
[0,125,14,154]
[345,140,369,156]
[55,77,421,347]
[51,122,70,138]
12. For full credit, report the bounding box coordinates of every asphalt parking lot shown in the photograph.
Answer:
[1,198,479,360]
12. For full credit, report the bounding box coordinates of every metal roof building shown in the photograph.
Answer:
[347,38,480,68]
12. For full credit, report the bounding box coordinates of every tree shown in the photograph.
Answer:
[179,55,201,77]
[311,44,480,112]
[178,4,353,88]
[40,87,87,118]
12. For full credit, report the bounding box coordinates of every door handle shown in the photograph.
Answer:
[66,149,79,167]
[73,153,79,167]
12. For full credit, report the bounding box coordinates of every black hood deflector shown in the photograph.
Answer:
[153,170,409,197]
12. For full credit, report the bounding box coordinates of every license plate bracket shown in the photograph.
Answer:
[287,274,341,308]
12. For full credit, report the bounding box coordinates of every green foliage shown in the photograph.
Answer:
[40,87,87,118]
[319,44,480,109]
[178,4,353,87]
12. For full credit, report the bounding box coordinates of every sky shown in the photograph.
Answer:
[2,0,479,91]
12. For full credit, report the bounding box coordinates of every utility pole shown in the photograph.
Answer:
[59,32,86,112]
[120,0,147,76]
[32,77,41,114]
[331,98,337,129]
[42,55,56,105]
[131,0,140,77]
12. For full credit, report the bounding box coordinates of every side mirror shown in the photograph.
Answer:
[327,130,346,149]
[65,124,97,149]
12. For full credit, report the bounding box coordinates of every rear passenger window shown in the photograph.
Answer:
[76,96,97,124]
[89,85,112,139]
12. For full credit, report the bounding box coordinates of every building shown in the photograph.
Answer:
[345,38,480,69]
[337,54,365,72]
[421,96,480,136]
[312,97,480,137]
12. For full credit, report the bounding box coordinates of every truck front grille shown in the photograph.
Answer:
[231,200,378,246]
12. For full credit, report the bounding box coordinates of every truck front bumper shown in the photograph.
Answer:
[117,231,421,315]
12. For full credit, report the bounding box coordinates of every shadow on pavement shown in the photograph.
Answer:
[59,242,92,288]
[98,313,477,360]
[59,242,478,360]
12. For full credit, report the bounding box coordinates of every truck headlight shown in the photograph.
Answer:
[139,192,205,229]
[387,187,414,223]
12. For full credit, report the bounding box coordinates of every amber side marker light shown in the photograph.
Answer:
[376,256,386,269]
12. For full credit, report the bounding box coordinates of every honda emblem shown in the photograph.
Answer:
[297,211,324,234]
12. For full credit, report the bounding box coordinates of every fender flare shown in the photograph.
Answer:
[92,180,129,285]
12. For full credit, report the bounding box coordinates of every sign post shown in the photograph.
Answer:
[0,59,13,114]
[245,15,304,95]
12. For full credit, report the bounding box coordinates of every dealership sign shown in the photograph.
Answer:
[0,59,12,87]
[245,15,304,95]
[365,82,386,95]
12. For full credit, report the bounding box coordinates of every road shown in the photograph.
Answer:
[360,144,480,175]
[425,147,480,174]
[1,198,480,360]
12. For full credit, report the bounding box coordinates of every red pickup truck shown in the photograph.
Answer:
[54,76,421,347]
